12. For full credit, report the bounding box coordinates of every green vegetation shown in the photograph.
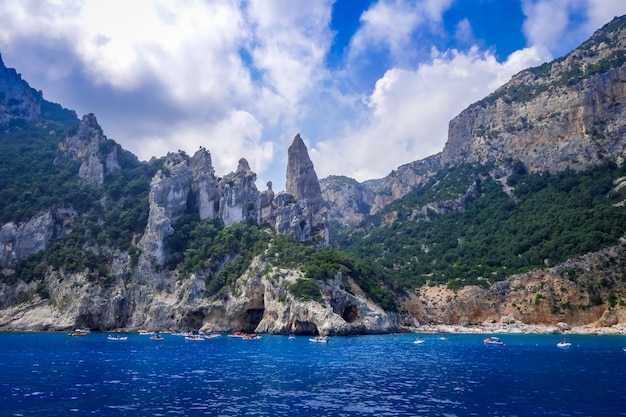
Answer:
[166,217,272,297]
[288,278,323,302]
[339,161,626,292]
[0,121,158,286]
[263,237,398,311]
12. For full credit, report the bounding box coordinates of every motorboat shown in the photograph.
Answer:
[150,334,164,341]
[242,334,262,341]
[413,338,425,344]
[107,335,128,341]
[68,329,88,337]
[557,339,572,349]
[185,335,204,341]
[483,336,505,346]
[288,334,296,339]
[309,336,329,343]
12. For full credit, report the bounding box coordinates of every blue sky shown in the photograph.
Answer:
[0,0,624,191]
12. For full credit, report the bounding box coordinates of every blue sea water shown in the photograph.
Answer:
[0,332,625,416]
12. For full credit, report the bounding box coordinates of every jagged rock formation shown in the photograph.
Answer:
[282,134,328,242]
[442,16,626,173]
[56,114,120,185]
[219,159,259,226]
[286,134,324,214]
[138,134,329,267]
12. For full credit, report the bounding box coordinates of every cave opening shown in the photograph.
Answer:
[341,305,359,323]
[242,308,264,333]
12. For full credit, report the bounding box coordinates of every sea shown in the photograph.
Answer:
[1,332,624,417]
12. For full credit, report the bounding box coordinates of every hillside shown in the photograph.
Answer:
[2,16,626,335]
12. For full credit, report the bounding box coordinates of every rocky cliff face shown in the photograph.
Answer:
[442,16,626,173]
[0,253,402,335]
[320,176,375,227]
[402,238,626,332]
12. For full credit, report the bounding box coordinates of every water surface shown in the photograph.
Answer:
[1,332,624,416]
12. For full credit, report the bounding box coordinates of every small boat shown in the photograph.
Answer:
[68,330,88,337]
[623,347,626,352]
[309,336,329,343]
[288,334,296,339]
[557,339,572,349]
[228,331,246,338]
[243,334,262,341]
[413,338,425,344]
[484,336,505,346]
[150,334,164,341]
[185,335,204,341]
[107,335,128,341]
[204,332,221,339]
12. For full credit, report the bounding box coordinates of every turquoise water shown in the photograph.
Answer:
[1,332,625,416]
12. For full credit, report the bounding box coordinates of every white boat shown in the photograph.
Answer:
[185,335,204,341]
[68,330,88,337]
[483,336,505,346]
[309,336,329,343]
[413,338,425,344]
[107,335,128,341]
[288,334,296,339]
[557,339,572,349]
[243,334,262,341]
[150,334,164,341]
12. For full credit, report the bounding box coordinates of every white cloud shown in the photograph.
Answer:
[312,46,547,181]
[349,0,453,60]
[522,0,626,57]
[246,0,333,116]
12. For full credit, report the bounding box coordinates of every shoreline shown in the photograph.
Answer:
[410,323,626,335]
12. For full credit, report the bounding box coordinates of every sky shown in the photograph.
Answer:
[0,0,625,192]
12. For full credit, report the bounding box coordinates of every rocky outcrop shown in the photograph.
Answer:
[219,159,259,226]
[286,134,324,214]
[56,114,120,185]
[138,152,192,266]
[320,176,375,227]
[190,147,220,220]
[0,212,54,267]
[442,16,626,173]
[280,134,328,242]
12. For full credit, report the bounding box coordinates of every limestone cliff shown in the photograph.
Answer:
[0,254,401,335]
[442,16,626,173]
[320,176,375,227]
